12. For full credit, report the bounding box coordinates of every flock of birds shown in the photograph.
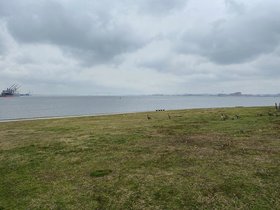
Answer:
[146,103,280,121]
[147,113,240,121]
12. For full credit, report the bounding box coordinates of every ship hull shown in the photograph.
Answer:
[0,94,20,97]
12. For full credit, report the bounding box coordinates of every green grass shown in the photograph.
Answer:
[0,106,279,209]
[90,169,113,177]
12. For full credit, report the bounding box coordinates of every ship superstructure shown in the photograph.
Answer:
[1,84,20,97]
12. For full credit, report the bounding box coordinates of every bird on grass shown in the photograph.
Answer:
[220,113,229,121]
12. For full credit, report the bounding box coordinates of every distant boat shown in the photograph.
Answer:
[0,84,30,97]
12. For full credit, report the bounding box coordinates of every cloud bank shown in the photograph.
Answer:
[0,0,279,95]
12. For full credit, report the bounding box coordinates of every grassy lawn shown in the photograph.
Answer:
[0,107,279,209]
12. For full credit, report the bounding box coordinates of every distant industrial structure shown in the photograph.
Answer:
[0,84,29,97]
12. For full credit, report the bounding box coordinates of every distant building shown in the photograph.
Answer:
[229,92,242,96]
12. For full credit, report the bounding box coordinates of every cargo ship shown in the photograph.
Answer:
[0,84,30,97]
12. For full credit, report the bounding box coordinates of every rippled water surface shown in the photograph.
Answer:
[0,95,278,120]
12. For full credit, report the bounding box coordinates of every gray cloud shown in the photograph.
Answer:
[0,0,280,95]
[0,23,9,55]
[1,0,145,65]
[225,0,245,14]
[0,35,6,55]
[177,1,280,64]
[135,0,187,15]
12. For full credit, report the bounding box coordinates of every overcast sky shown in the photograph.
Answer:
[0,0,280,95]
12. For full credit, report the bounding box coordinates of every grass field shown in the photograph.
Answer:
[0,107,279,209]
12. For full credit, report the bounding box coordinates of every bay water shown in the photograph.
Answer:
[0,95,278,121]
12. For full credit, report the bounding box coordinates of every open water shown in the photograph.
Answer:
[0,95,278,121]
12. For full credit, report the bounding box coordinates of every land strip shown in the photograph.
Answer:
[0,107,279,209]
